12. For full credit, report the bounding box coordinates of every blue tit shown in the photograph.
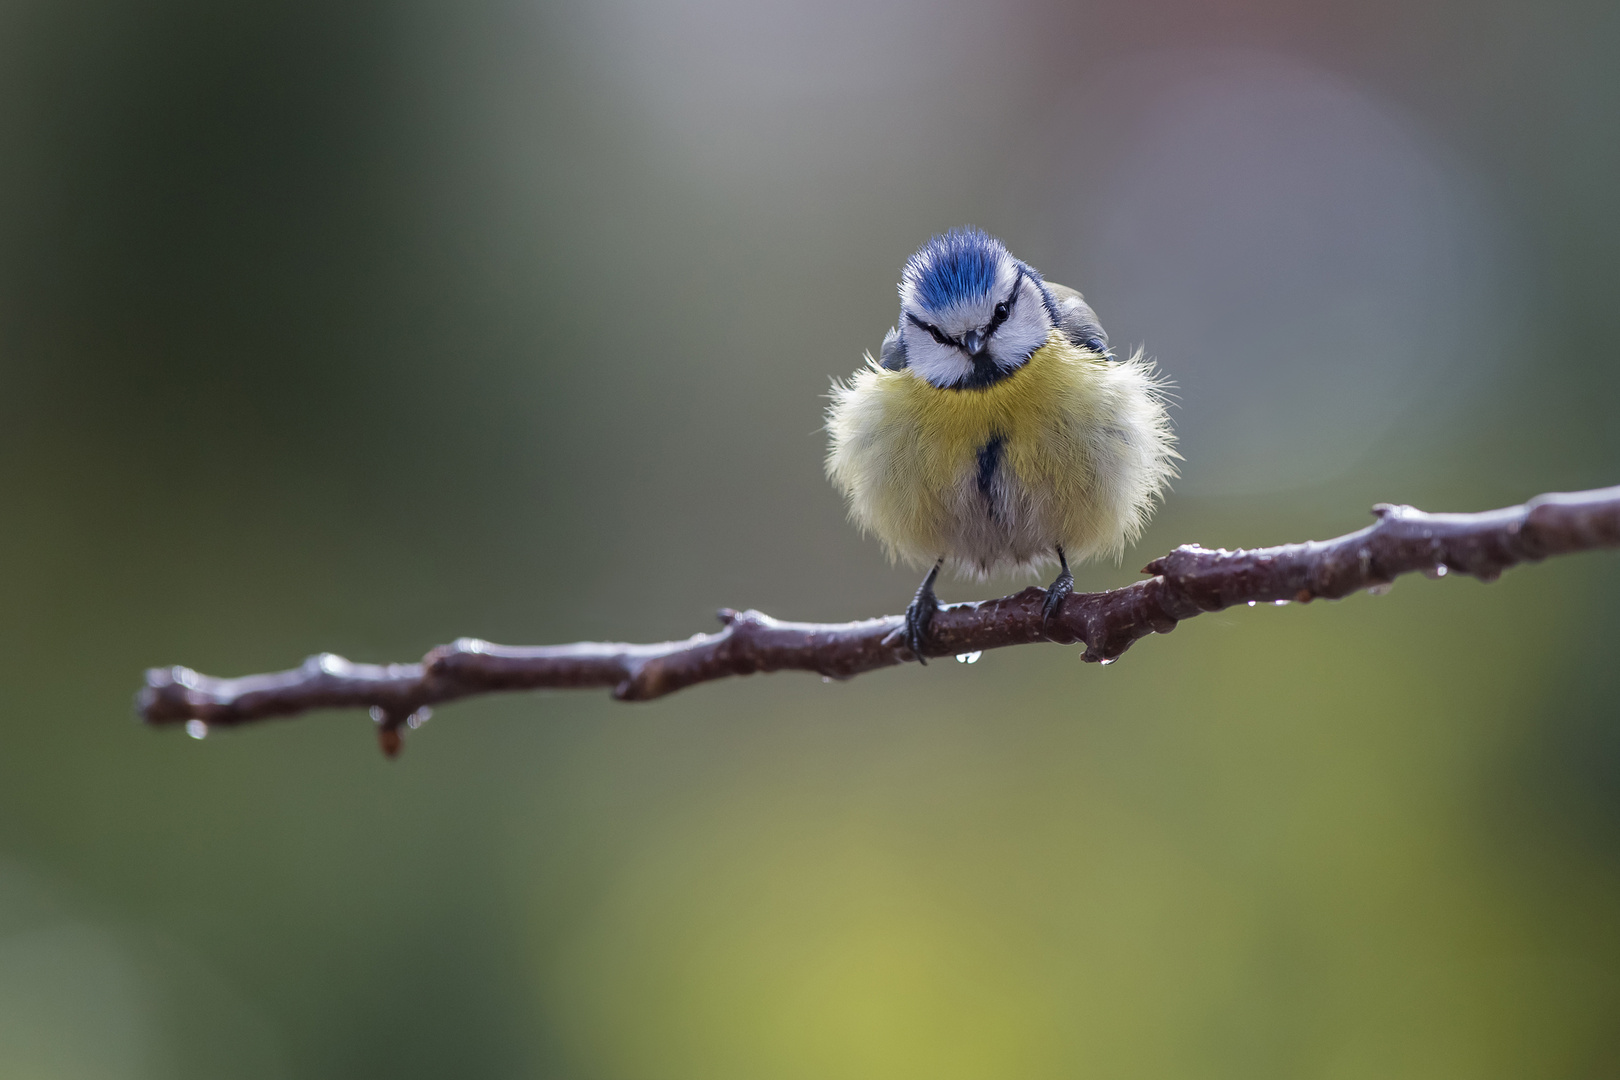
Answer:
[825,226,1177,662]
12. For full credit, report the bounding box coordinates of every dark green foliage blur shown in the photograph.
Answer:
[1,0,1618,1075]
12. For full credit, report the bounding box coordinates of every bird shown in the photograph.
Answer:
[825,227,1177,663]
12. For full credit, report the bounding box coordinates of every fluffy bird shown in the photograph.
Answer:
[826,227,1177,661]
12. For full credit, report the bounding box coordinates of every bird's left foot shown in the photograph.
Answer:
[1042,548,1074,625]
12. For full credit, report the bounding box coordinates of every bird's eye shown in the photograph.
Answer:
[927,324,953,346]
[994,301,1009,320]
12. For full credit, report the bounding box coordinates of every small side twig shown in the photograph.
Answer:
[137,485,1620,756]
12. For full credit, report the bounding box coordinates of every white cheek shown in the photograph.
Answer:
[901,325,972,386]
[988,297,1051,368]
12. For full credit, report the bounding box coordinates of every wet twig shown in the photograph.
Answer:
[138,485,1620,756]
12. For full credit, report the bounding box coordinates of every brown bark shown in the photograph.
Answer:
[137,485,1620,756]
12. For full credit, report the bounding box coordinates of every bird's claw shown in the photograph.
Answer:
[904,560,943,664]
[904,599,935,664]
[1042,568,1074,625]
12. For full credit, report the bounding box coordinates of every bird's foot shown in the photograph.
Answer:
[1042,550,1074,625]
[905,561,943,664]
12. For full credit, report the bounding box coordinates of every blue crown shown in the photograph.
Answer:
[903,227,1007,312]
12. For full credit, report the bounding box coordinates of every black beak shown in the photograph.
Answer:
[960,329,985,356]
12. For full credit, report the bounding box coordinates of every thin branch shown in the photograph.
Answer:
[138,485,1620,756]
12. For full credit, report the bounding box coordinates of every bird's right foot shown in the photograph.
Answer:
[904,560,943,664]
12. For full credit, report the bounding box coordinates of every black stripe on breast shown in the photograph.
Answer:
[976,435,1005,521]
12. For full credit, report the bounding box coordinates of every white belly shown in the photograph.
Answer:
[939,435,1070,577]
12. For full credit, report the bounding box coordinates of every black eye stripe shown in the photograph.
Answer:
[906,312,956,347]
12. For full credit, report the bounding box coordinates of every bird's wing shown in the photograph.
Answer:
[879,325,908,370]
[1043,282,1111,356]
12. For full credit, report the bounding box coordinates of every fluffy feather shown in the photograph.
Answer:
[826,330,1177,578]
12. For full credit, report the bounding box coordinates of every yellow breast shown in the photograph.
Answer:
[825,330,1176,576]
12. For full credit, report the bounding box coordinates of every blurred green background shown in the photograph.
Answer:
[2,0,1619,1075]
